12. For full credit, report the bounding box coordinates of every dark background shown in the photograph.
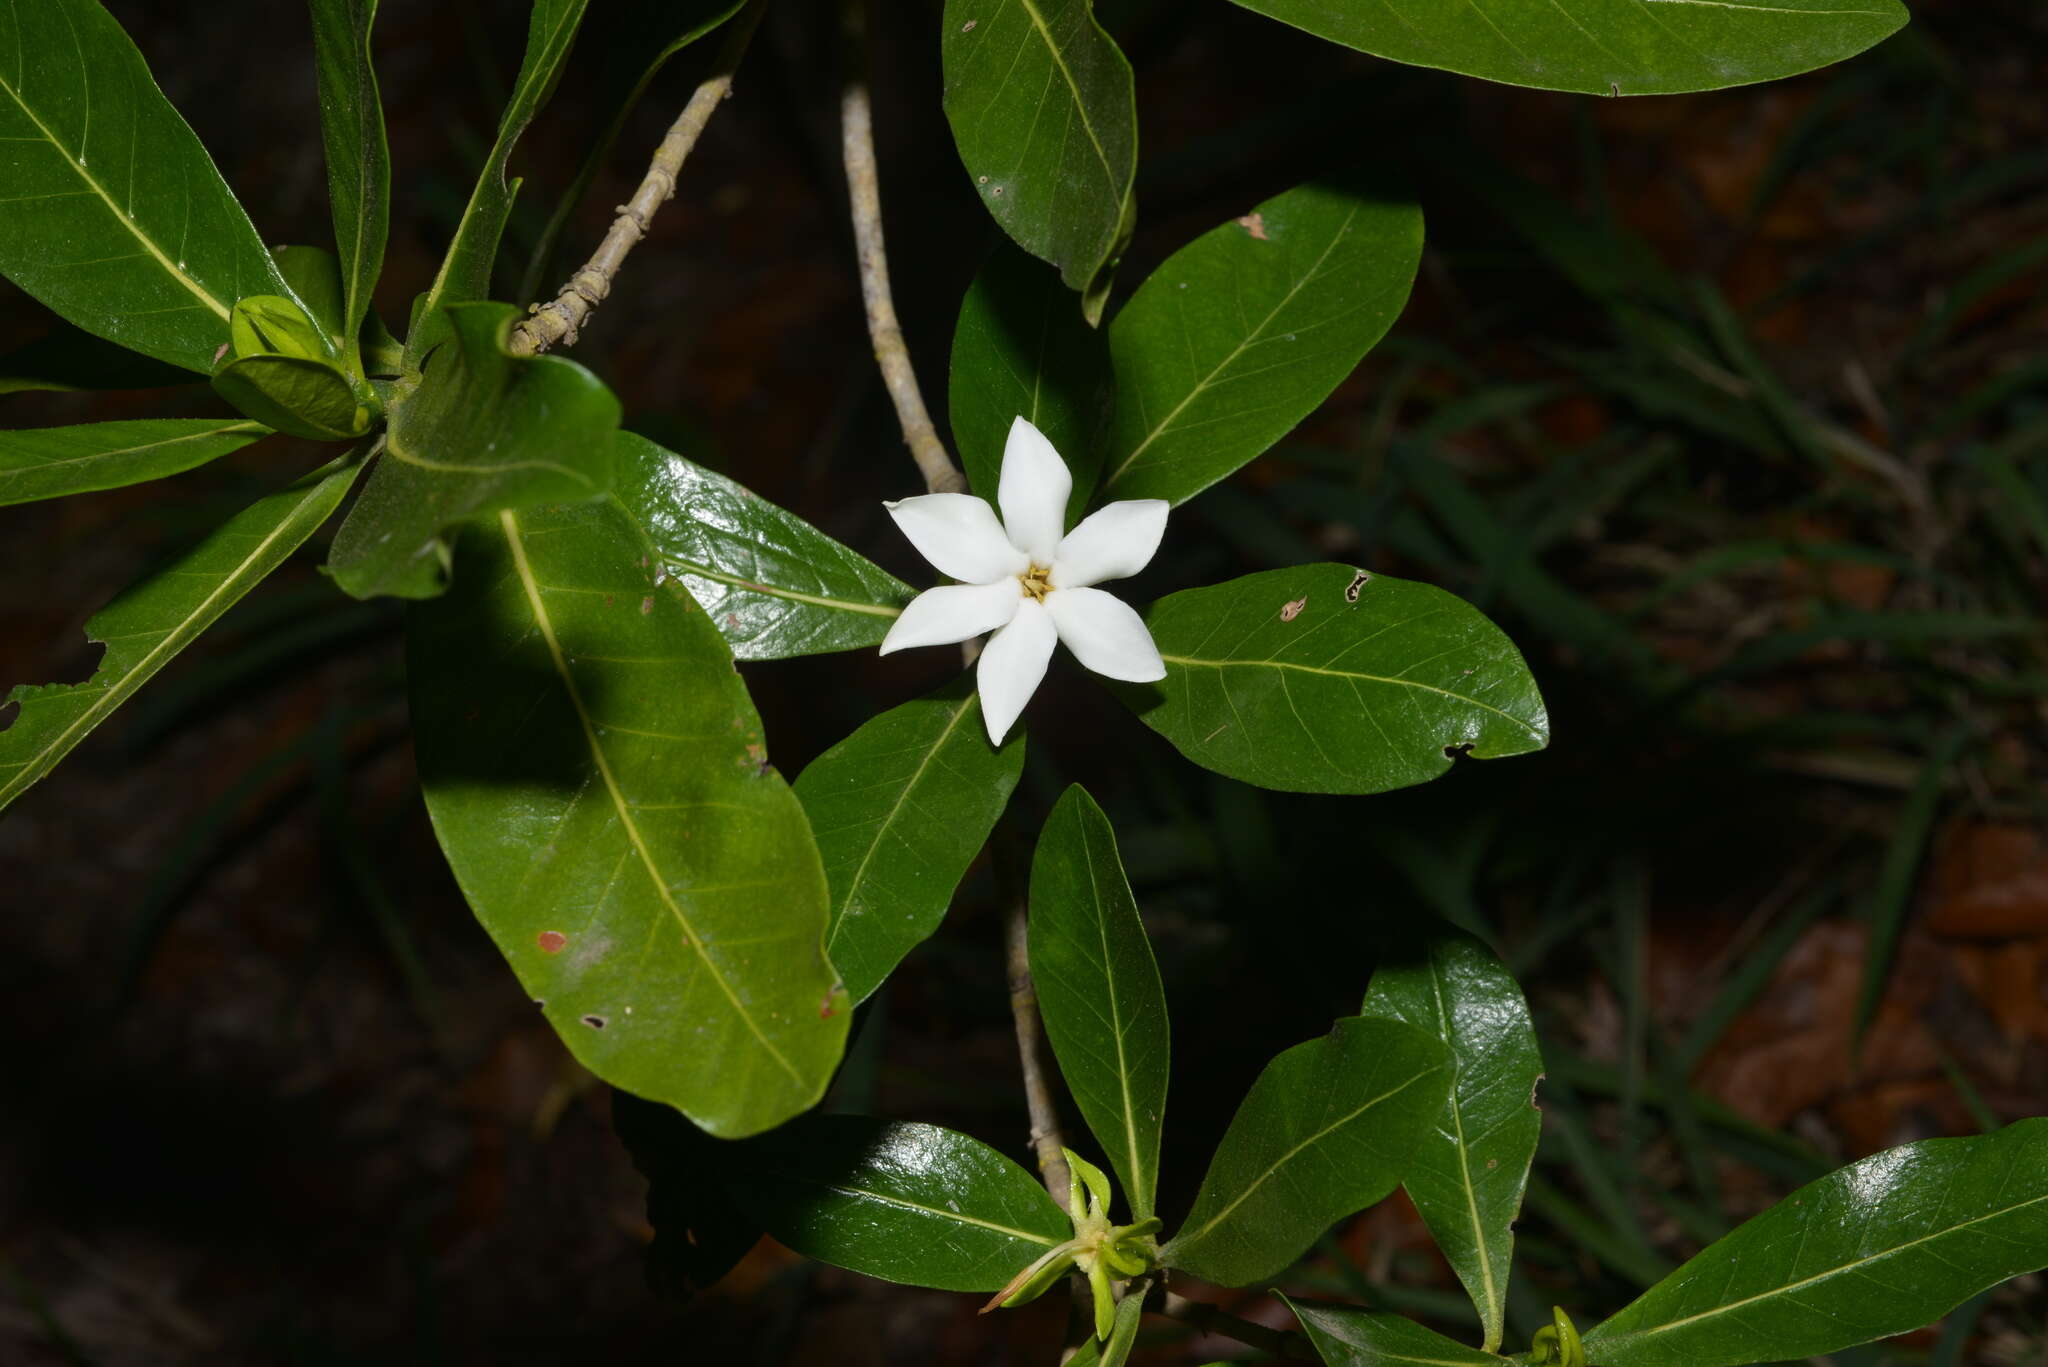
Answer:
[1,0,2044,1362]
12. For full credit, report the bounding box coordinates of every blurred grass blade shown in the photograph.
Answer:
[1853,725,1968,1048]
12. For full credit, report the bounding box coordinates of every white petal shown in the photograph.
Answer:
[886,493,1029,584]
[977,597,1057,744]
[1046,587,1165,682]
[1048,499,1169,589]
[879,580,1023,654]
[998,416,1073,565]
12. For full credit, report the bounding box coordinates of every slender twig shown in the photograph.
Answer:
[507,0,767,357]
[840,0,967,496]
[1161,1290,1315,1362]
[1004,895,1073,1210]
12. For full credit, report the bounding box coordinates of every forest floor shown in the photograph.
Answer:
[1,1,2044,1364]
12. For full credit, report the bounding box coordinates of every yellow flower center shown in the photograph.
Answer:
[1019,563,1053,602]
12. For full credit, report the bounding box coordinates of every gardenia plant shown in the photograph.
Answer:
[2,1,2042,1366]
[881,416,1168,743]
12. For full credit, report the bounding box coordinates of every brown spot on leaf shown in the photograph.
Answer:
[1280,596,1308,622]
[1237,211,1269,240]
[1345,570,1371,603]
[581,1014,607,1030]
[536,930,568,954]
[640,595,654,614]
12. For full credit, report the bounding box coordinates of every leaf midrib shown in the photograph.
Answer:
[1588,1183,2048,1352]
[603,492,905,621]
[0,62,232,321]
[1160,652,1544,739]
[766,1169,1064,1247]
[825,693,974,961]
[0,420,266,476]
[1102,202,1360,491]
[1429,956,1502,1349]
[1011,0,1125,202]
[498,506,802,1086]
[1169,1062,1436,1256]
[1078,813,1152,1220]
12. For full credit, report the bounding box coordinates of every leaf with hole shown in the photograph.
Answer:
[407,495,847,1137]
[722,1114,1071,1291]
[0,453,363,812]
[1226,0,1908,96]
[795,677,1023,1004]
[0,418,270,507]
[1099,177,1420,507]
[950,243,1112,517]
[607,432,911,659]
[327,301,620,600]
[1360,923,1542,1353]
[0,0,297,373]
[1119,564,1548,795]
[1582,1118,2048,1367]
[940,0,1136,322]
[1029,785,1170,1221]
[1160,1016,1452,1287]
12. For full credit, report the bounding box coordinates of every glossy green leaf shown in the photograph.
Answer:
[1098,178,1421,507]
[940,0,1137,323]
[1029,786,1170,1221]
[309,0,389,368]
[1583,1118,2048,1367]
[328,301,620,600]
[1121,564,1549,795]
[1159,1016,1452,1287]
[0,0,293,373]
[1283,1296,1510,1367]
[411,0,588,354]
[0,418,269,507]
[723,1115,1071,1291]
[950,243,1113,516]
[796,678,1024,1004]
[607,432,911,659]
[1361,926,1541,1352]
[407,498,847,1137]
[0,454,362,812]
[0,322,196,395]
[211,355,372,442]
[1227,0,1908,97]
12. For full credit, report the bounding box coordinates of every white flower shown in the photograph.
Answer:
[881,416,1169,744]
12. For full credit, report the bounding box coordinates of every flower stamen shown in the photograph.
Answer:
[1019,563,1053,602]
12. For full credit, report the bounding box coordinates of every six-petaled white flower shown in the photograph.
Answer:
[880,416,1169,744]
